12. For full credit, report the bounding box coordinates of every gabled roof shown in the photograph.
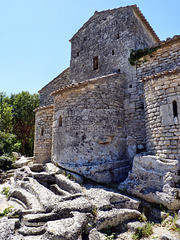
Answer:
[70,5,160,43]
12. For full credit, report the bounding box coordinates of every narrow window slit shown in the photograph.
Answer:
[41,127,44,136]
[173,100,178,118]
[59,116,63,127]
[112,50,115,55]
[93,56,99,70]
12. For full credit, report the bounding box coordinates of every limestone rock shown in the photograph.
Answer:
[1,162,144,239]
[14,156,33,168]
[40,212,88,240]
[119,155,180,210]
[95,209,141,230]
[84,184,140,211]
[175,219,180,230]
[0,217,18,240]
[160,234,178,240]
[89,228,106,240]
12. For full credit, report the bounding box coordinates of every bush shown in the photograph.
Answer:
[133,222,153,240]
[0,207,13,218]
[1,187,10,199]
[0,154,15,171]
[0,131,21,155]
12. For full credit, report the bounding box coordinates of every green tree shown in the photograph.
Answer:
[10,91,39,156]
[0,92,13,133]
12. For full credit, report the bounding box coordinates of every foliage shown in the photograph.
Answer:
[1,187,10,199]
[102,226,115,240]
[0,206,13,218]
[0,131,21,155]
[10,91,39,156]
[0,91,39,157]
[160,213,180,234]
[0,154,15,171]
[132,222,153,240]
[138,213,147,222]
[0,93,13,133]
[92,207,97,217]
[105,233,115,240]
[128,47,160,66]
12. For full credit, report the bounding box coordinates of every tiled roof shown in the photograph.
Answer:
[143,67,180,81]
[51,73,120,96]
[34,104,54,112]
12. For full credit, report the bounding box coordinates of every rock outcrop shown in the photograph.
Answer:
[0,162,141,239]
[119,155,180,210]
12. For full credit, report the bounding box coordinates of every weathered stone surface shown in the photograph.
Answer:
[40,212,88,240]
[89,228,106,240]
[119,155,180,210]
[14,156,33,168]
[160,234,178,240]
[0,217,18,240]
[127,221,145,231]
[0,161,145,239]
[175,219,180,229]
[95,209,141,230]
[84,184,140,211]
[18,225,45,236]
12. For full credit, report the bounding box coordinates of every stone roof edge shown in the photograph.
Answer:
[137,35,180,62]
[142,67,180,82]
[38,68,70,93]
[70,5,160,43]
[159,35,180,47]
[51,72,121,96]
[34,104,54,112]
[132,5,160,43]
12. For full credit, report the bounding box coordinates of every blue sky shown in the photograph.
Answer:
[0,0,179,96]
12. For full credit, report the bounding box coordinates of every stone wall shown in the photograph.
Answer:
[137,36,180,80]
[143,70,180,159]
[137,38,180,159]
[70,6,157,83]
[51,74,131,183]
[39,68,70,107]
[34,105,54,164]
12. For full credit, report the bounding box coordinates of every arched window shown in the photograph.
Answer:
[41,127,44,136]
[173,100,178,118]
[59,116,62,127]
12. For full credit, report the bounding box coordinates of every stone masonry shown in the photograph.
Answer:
[34,5,179,184]
[137,36,180,159]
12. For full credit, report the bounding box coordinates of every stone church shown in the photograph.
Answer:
[34,5,180,184]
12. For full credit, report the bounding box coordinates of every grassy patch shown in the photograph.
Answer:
[1,186,10,199]
[0,206,13,218]
[132,222,153,240]
[101,226,115,240]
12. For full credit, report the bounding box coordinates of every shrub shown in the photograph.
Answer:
[133,222,153,240]
[0,154,15,171]
[0,206,13,218]
[1,187,10,199]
